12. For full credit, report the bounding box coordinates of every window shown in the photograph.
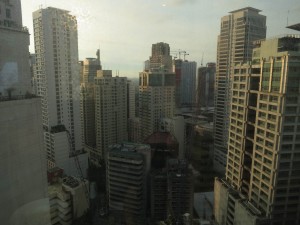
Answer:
[6,8,11,19]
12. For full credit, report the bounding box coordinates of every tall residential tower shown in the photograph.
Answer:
[214,7,266,173]
[33,7,87,176]
[139,43,176,141]
[215,34,300,225]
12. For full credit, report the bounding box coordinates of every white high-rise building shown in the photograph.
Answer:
[213,7,266,173]
[33,7,87,177]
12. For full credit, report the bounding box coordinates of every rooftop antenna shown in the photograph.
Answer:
[201,52,204,67]
[287,10,290,26]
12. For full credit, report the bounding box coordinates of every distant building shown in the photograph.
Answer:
[150,159,194,224]
[127,79,136,119]
[33,7,87,177]
[213,7,267,174]
[139,70,176,141]
[174,59,197,107]
[214,34,300,225]
[94,71,128,164]
[197,63,215,108]
[128,117,141,143]
[149,42,173,72]
[106,143,151,225]
[139,43,176,141]
[80,52,101,149]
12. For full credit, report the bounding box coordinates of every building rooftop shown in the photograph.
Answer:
[287,23,300,31]
[145,132,178,146]
[229,7,262,14]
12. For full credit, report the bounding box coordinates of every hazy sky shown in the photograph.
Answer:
[22,0,299,77]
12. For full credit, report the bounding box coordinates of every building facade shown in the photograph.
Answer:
[150,159,194,224]
[149,42,173,71]
[197,62,216,108]
[213,7,267,173]
[94,71,128,164]
[33,7,87,177]
[174,60,197,107]
[80,53,101,149]
[139,70,176,141]
[139,43,176,141]
[0,0,31,98]
[106,143,151,225]
[214,35,300,225]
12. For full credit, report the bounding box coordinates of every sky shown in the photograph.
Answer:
[22,0,300,77]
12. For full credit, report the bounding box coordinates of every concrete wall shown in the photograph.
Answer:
[214,178,229,225]
[0,98,50,224]
[0,27,31,97]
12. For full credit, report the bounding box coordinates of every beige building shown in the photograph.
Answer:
[94,71,128,164]
[214,7,266,173]
[139,70,176,141]
[215,34,300,225]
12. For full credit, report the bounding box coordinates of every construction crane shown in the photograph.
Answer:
[183,53,189,61]
[66,130,90,203]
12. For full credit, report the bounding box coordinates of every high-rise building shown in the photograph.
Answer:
[139,43,176,141]
[214,34,300,225]
[197,62,216,108]
[127,79,136,119]
[94,70,128,164]
[213,7,266,173]
[150,159,194,224]
[149,42,173,72]
[106,143,151,225]
[80,52,101,149]
[174,59,197,107]
[0,0,31,97]
[33,7,87,177]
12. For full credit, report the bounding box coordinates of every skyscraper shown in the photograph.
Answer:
[139,43,176,141]
[174,59,197,107]
[106,143,151,225]
[197,62,216,108]
[80,52,102,149]
[214,34,300,225]
[33,7,87,177]
[94,70,128,164]
[214,7,266,173]
[149,42,173,72]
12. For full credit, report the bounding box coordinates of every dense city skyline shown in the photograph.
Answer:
[22,0,299,77]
